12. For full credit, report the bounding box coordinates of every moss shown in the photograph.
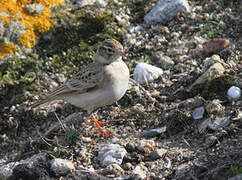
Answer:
[36,10,123,70]
[0,55,43,104]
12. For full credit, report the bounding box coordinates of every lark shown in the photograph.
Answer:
[31,39,130,136]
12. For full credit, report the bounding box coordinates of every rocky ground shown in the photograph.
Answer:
[0,0,241,179]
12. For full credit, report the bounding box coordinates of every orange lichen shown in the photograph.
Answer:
[0,0,64,59]
[0,42,19,59]
[18,28,37,48]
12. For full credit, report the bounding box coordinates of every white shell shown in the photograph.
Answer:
[133,62,163,84]
[227,86,241,100]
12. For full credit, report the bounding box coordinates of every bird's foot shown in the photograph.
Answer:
[87,115,112,136]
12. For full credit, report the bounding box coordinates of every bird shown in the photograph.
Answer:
[31,39,130,136]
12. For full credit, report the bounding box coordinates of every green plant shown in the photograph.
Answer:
[65,128,78,142]
[230,165,242,175]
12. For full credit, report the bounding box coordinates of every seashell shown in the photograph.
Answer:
[133,62,163,84]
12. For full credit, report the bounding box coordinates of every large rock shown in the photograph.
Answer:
[144,0,190,25]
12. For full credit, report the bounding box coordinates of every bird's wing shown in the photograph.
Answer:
[30,62,104,108]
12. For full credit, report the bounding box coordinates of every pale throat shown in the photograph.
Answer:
[95,54,121,64]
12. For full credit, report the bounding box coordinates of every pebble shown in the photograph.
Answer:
[158,56,174,70]
[50,158,75,176]
[123,162,133,170]
[192,106,205,120]
[227,86,241,100]
[208,116,230,131]
[56,73,66,83]
[81,136,92,143]
[175,164,190,176]
[131,163,148,180]
[98,144,127,167]
[102,163,125,176]
[149,148,167,160]
[133,62,163,84]
[228,174,242,180]
[203,38,230,55]
[137,139,155,154]
[140,126,167,138]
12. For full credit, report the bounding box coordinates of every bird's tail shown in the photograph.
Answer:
[29,84,74,109]
[29,96,56,109]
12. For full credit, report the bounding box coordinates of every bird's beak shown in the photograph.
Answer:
[120,50,126,57]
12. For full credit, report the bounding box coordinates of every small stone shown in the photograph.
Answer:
[228,174,242,180]
[192,106,205,120]
[102,163,125,176]
[131,163,148,180]
[98,144,127,167]
[123,162,133,170]
[205,135,218,147]
[81,136,92,143]
[206,99,225,117]
[140,126,167,138]
[50,158,75,176]
[56,73,66,83]
[227,86,241,100]
[137,139,155,154]
[158,56,174,70]
[133,62,163,84]
[125,142,136,152]
[203,38,230,55]
[149,148,167,160]
[176,164,190,176]
[10,105,16,112]
[208,116,230,131]
[198,118,211,133]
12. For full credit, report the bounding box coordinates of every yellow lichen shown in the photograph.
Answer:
[0,42,19,59]
[18,28,37,48]
[0,0,64,59]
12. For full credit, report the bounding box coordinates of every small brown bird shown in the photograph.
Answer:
[31,39,130,136]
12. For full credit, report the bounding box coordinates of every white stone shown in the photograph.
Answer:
[50,158,75,176]
[227,86,241,100]
[98,144,127,167]
[131,163,148,179]
[144,0,191,25]
[133,62,163,84]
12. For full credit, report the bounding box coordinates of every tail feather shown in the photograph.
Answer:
[30,96,56,108]
[30,85,72,108]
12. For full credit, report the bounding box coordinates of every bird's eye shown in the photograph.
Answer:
[106,48,114,54]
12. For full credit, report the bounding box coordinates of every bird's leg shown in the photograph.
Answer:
[88,114,112,136]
